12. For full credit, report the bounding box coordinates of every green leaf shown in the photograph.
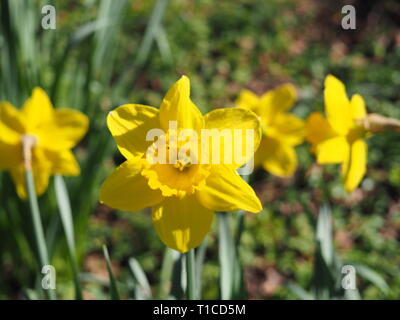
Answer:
[316,204,334,267]
[286,282,315,300]
[54,175,82,300]
[218,212,245,300]
[129,257,152,300]
[102,245,120,300]
[158,248,180,299]
[353,263,390,294]
[312,204,336,299]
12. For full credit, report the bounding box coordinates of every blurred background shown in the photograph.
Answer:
[0,0,399,299]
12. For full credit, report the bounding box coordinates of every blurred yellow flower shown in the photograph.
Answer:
[236,84,305,177]
[306,75,368,192]
[100,76,262,253]
[0,88,89,198]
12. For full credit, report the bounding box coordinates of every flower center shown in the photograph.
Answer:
[141,129,210,197]
[173,157,192,172]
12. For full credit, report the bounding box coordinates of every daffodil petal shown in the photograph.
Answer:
[44,149,80,176]
[260,83,297,120]
[268,113,305,146]
[0,141,21,169]
[258,137,298,177]
[100,159,163,211]
[350,94,366,120]
[38,109,89,151]
[107,104,160,160]
[159,76,204,132]
[341,139,367,192]
[235,89,260,112]
[54,109,88,147]
[152,194,213,253]
[203,107,261,167]
[0,101,26,135]
[316,135,349,164]
[196,165,262,213]
[22,87,54,131]
[306,112,336,146]
[11,147,52,199]
[0,121,21,145]
[324,75,352,135]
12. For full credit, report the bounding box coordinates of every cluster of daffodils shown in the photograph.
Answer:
[1,75,399,253]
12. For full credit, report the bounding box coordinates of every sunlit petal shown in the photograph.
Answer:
[22,87,54,130]
[316,136,350,164]
[107,104,160,160]
[350,94,366,120]
[203,107,261,167]
[258,137,298,177]
[196,165,262,213]
[259,83,297,121]
[341,139,367,192]
[152,194,213,253]
[268,113,305,146]
[159,76,204,132]
[100,159,163,211]
[324,75,352,135]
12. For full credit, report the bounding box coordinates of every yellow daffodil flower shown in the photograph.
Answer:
[306,74,368,192]
[100,76,262,253]
[236,84,305,177]
[0,88,89,198]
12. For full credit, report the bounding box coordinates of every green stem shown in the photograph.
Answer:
[185,250,196,300]
[25,170,55,300]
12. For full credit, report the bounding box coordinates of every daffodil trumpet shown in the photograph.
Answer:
[100,75,262,254]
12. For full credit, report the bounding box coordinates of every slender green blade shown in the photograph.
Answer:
[286,282,315,300]
[159,248,180,299]
[54,175,82,300]
[353,263,390,294]
[312,204,336,299]
[129,257,152,300]
[102,245,120,300]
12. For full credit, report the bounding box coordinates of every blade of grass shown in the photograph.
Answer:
[158,248,180,299]
[102,245,120,300]
[353,263,390,294]
[286,282,315,300]
[312,204,335,299]
[54,175,82,300]
[128,257,152,300]
[50,18,112,104]
[113,0,170,97]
